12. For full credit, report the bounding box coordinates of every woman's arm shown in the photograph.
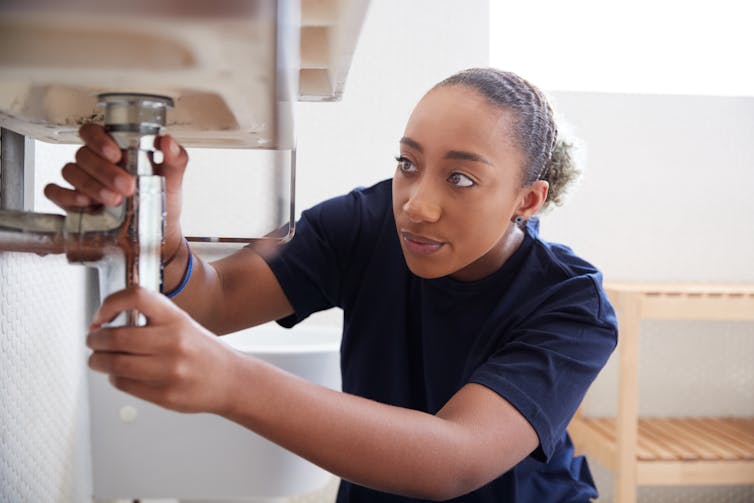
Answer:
[87,287,538,500]
[225,359,538,499]
[168,244,294,334]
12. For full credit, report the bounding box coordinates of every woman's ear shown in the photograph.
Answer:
[515,180,549,219]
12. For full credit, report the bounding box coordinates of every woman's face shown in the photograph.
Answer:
[392,84,540,281]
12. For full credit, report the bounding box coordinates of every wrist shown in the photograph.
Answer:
[215,350,259,418]
[162,233,185,265]
[162,238,192,297]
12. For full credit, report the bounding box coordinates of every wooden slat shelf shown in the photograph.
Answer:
[570,417,754,486]
[569,282,754,502]
[574,417,754,462]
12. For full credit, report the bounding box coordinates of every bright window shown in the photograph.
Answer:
[490,0,753,96]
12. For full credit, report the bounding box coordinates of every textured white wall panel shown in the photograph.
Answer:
[0,252,91,503]
[2,137,92,503]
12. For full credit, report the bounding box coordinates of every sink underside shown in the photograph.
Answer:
[0,9,279,148]
[0,0,369,148]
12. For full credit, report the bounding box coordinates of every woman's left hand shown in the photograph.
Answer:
[86,286,242,414]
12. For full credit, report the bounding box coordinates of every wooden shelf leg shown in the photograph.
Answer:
[615,293,640,503]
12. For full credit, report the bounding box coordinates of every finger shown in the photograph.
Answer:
[79,124,121,164]
[153,135,188,191]
[107,375,187,411]
[75,147,135,198]
[44,183,94,210]
[61,161,122,206]
[89,352,180,382]
[90,286,180,328]
[86,326,173,355]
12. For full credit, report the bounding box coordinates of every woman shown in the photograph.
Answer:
[46,68,617,501]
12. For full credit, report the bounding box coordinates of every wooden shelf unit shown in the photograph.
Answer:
[568,283,754,503]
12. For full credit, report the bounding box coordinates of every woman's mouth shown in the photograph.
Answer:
[400,231,445,255]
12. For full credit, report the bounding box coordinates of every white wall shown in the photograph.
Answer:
[540,91,754,283]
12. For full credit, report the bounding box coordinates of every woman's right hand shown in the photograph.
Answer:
[44,123,189,261]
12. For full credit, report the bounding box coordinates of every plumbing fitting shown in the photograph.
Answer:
[0,93,173,326]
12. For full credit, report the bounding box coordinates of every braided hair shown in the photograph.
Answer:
[435,68,580,209]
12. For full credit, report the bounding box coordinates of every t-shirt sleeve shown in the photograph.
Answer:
[468,275,617,462]
[263,190,364,327]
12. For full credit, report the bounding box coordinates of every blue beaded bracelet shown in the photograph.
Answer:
[165,240,193,298]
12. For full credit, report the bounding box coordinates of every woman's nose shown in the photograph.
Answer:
[403,183,442,223]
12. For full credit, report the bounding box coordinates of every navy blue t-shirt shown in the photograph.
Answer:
[265,179,617,502]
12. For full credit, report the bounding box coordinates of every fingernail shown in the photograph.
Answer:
[75,194,90,206]
[114,176,132,195]
[100,188,120,205]
[168,139,180,156]
[104,145,121,163]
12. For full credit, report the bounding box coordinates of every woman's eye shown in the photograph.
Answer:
[448,172,475,188]
[395,156,417,173]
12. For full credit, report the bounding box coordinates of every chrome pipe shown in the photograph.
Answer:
[96,93,172,325]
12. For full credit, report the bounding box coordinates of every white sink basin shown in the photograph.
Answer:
[88,323,342,501]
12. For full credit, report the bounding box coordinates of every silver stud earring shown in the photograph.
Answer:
[513,215,525,226]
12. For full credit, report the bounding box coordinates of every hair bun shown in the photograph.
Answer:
[542,138,581,209]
